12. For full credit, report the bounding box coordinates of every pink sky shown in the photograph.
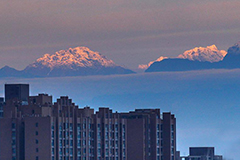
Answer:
[0,0,240,70]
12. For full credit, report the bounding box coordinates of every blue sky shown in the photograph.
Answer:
[0,0,240,70]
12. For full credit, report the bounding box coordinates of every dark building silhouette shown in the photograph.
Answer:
[181,147,223,160]
[0,84,177,160]
[0,97,3,117]
[176,151,181,160]
[120,109,176,160]
[5,84,29,105]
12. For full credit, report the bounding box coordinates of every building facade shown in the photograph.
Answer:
[5,84,29,105]
[0,97,3,117]
[0,84,177,160]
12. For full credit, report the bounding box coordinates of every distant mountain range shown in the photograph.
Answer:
[140,45,227,70]
[145,43,240,72]
[0,47,134,78]
[1,43,240,78]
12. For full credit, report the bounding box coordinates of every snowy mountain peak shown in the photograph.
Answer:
[139,44,227,70]
[206,44,217,50]
[34,46,116,69]
[138,56,168,69]
[177,45,227,62]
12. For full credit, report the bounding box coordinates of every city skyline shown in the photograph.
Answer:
[0,84,177,160]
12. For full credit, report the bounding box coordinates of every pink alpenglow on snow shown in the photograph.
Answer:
[138,56,168,69]
[177,45,227,63]
[139,45,227,70]
[34,46,116,69]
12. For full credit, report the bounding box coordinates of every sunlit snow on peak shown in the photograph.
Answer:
[138,56,168,69]
[177,45,227,63]
[34,46,116,69]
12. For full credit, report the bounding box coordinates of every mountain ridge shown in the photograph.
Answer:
[0,46,135,78]
[146,42,240,72]
[139,44,226,70]
[177,45,227,62]
[30,46,116,69]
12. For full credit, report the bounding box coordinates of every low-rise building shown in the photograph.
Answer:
[181,147,223,160]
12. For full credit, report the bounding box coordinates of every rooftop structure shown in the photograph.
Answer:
[181,147,223,160]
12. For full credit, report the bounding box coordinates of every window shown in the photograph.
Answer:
[70,123,73,130]
[36,156,39,160]
[157,124,160,130]
[12,139,16,145]
[36,148,39,152]
[36,131,38,135]
[12,123,16,129]
[171,132,174,139]
[12,148,16,154]
[52,139,54,146]
[35,123,38,127]
[59,123,62,130]
[12,131,16,138]
[36,139,39,144]
[52,131,54,138]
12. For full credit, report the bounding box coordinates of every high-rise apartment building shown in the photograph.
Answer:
[162,112,176,160]
[0,84,177,160]
[5,84,29,105]
[120,109,176,160]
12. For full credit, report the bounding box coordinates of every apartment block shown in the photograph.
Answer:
[0,84,177,160]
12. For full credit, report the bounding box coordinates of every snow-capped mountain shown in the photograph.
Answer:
[23,46,134,77]
[31,46,116,69]
[138,56,168,69]
[139,45,226,70]
[145,42,240,72]
[177,45,227,62]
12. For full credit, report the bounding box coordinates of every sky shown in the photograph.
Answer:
[1,0,240,71]
[0,70,240,159]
